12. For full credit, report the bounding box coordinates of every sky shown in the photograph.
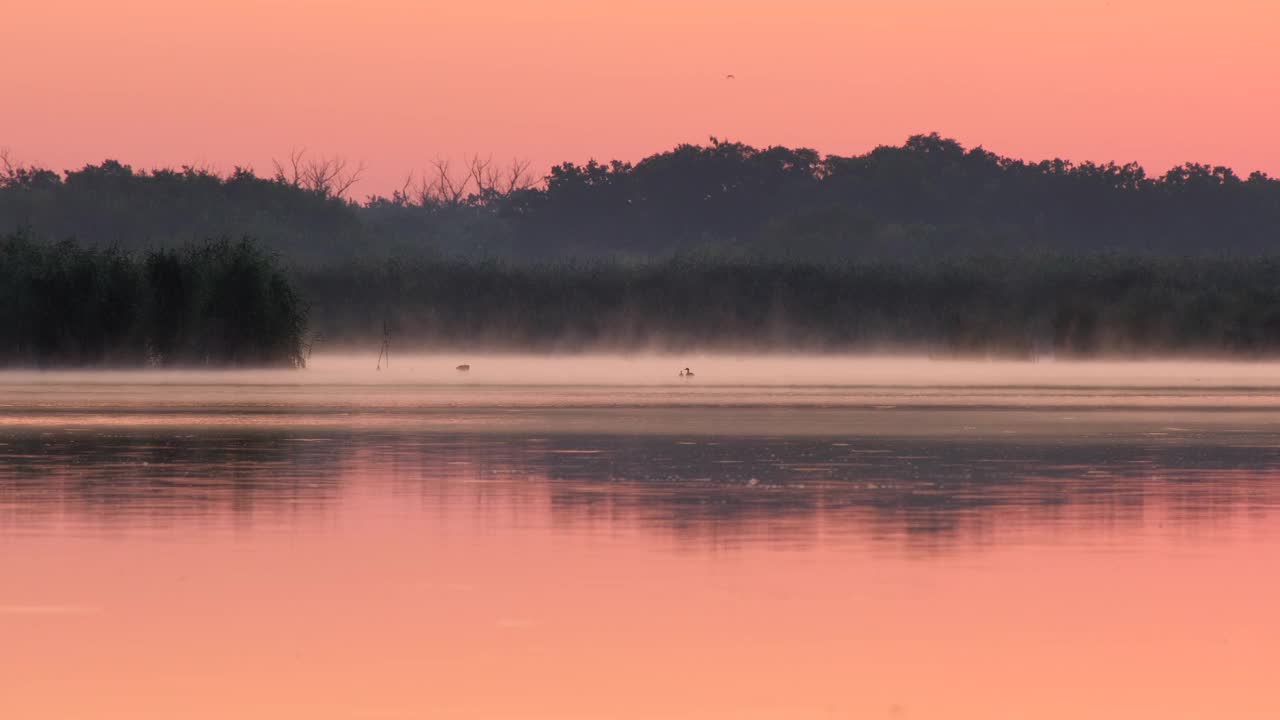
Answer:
[5,0,1278,195]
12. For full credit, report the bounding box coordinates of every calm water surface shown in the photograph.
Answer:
[3,356,1280,719]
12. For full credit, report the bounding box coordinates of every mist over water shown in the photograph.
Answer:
[8,352,1280,386]
[4,355,1280,719]
[6,353,1280,434]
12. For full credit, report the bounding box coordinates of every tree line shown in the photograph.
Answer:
[4,135,1279,261]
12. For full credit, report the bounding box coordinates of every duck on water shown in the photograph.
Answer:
[679,367,694,378]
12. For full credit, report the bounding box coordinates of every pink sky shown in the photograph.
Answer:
[6,0,1278,195]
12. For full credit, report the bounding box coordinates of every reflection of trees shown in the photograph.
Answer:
[369,433,1280,554]
[536,437,1280,552]
[5,430,1280,552]
[0,429,347,530]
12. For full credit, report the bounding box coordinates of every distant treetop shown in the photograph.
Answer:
[3,134,1278,261]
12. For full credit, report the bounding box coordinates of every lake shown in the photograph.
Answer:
[3,355,1280,719]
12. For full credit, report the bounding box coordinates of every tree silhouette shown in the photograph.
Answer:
[3,134,1280,261]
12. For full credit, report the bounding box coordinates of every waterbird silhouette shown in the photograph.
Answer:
[456,364,471,371]
[375,321,390,371]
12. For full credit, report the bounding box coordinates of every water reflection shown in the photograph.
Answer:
[5,423,1280,720]
[5,428,1279,552]
[0,429,345,532]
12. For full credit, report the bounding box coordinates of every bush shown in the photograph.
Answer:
[0,233,306,367]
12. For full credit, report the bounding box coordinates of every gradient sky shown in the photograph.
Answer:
[6,0,1278,195]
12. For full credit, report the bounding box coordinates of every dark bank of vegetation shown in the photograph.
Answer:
[301,254,1280,357]
[5,134,1280,364]
[4,134,1279,261]
[0,233,305,367]
[7,231,1280,362]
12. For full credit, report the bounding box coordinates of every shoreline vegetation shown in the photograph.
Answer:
[3,133,1280,366]
[301,253,1280,357]
[0,233,305,368]
[7,232,1280,365]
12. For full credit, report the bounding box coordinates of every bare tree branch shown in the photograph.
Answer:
[421,157,472,208]
[405,154,540,209]
[271,149,366,199]
[0,148,19,181]
[390,171,415,206]
[272,147,307,187]
[468,154,499,198]
[503,157,536,194]
[327,158,367,200]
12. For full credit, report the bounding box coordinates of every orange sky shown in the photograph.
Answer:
[6,0,1278,195]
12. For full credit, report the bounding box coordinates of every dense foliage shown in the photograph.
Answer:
[5,135,1280,363]
[4,134,1279,260]
[5,231,1280,361]
[0,234,306,367]
[300,254,1280,356]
